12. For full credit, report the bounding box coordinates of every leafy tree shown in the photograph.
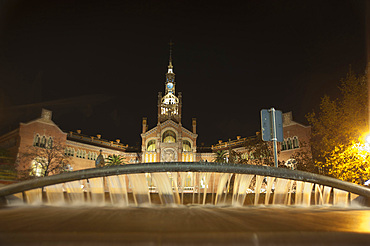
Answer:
[105,154,125,166]
[213,150,228,163]
[288,141,316,172]
[213,134,276,166]
[17,138,71,179]
[306,70,369,183]
[240,134,275,166]
[323,136,370,184]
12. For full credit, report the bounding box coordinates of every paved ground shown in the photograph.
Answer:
[0,206,370,245]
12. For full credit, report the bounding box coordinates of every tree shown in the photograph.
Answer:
[288,141,316,172]
[323,136,370,184]
[105,154,125,166]
[213,150,228,163]
[17,138,71,179]
[239,134,275,166]
[306,70,369,183]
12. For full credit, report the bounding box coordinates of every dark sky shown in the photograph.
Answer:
[0,0,367,146]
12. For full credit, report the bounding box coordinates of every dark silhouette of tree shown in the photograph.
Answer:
[17,138,71,179]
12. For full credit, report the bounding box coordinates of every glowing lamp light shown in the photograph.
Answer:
[366,134,370,144]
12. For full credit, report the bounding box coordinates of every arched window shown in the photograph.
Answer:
[147,140,156,151]
[281,140,287,151]
[33,134,40,147]
[162,130,176,143]
[182,140,192,152]
[76,150,80,158]
[47,137,53,149]
[40,136,46,148]
[287,138,293,150]
[293,136,299,149]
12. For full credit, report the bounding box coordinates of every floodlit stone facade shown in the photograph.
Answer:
[0,56,310,181]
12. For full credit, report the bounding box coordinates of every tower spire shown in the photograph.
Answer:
[168,40,174,73]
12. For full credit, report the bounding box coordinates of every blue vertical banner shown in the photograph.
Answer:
[261,108,284,168]
[274,110,283,142]
[261,109,272,141]
[261,109,283,142]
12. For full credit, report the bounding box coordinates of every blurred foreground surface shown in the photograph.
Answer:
[0,206,370,245]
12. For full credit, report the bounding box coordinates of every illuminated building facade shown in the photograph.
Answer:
[0,53,310,181]
[141,57,202,163]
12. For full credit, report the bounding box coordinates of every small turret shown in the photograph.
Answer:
[192,118,197,134]
[142,117,148,133]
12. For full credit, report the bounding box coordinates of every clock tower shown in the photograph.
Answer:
[158,53,182,124]
[141,47,197,163]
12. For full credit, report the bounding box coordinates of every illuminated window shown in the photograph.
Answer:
[147,140,156,151]
[162,130,176,143]
[182,140,191,152]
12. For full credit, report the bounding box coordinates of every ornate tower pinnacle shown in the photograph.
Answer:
[165,41,175,95]
[168,40,174,73]
[158,42,181,124]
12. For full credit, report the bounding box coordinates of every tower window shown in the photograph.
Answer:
[147,140,156,151]
[182,140,192,152]
[162,130,176,143]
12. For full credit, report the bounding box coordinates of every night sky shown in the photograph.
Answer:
[0,0,367,147]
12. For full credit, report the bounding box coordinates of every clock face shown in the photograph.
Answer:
[167,83,173,89]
